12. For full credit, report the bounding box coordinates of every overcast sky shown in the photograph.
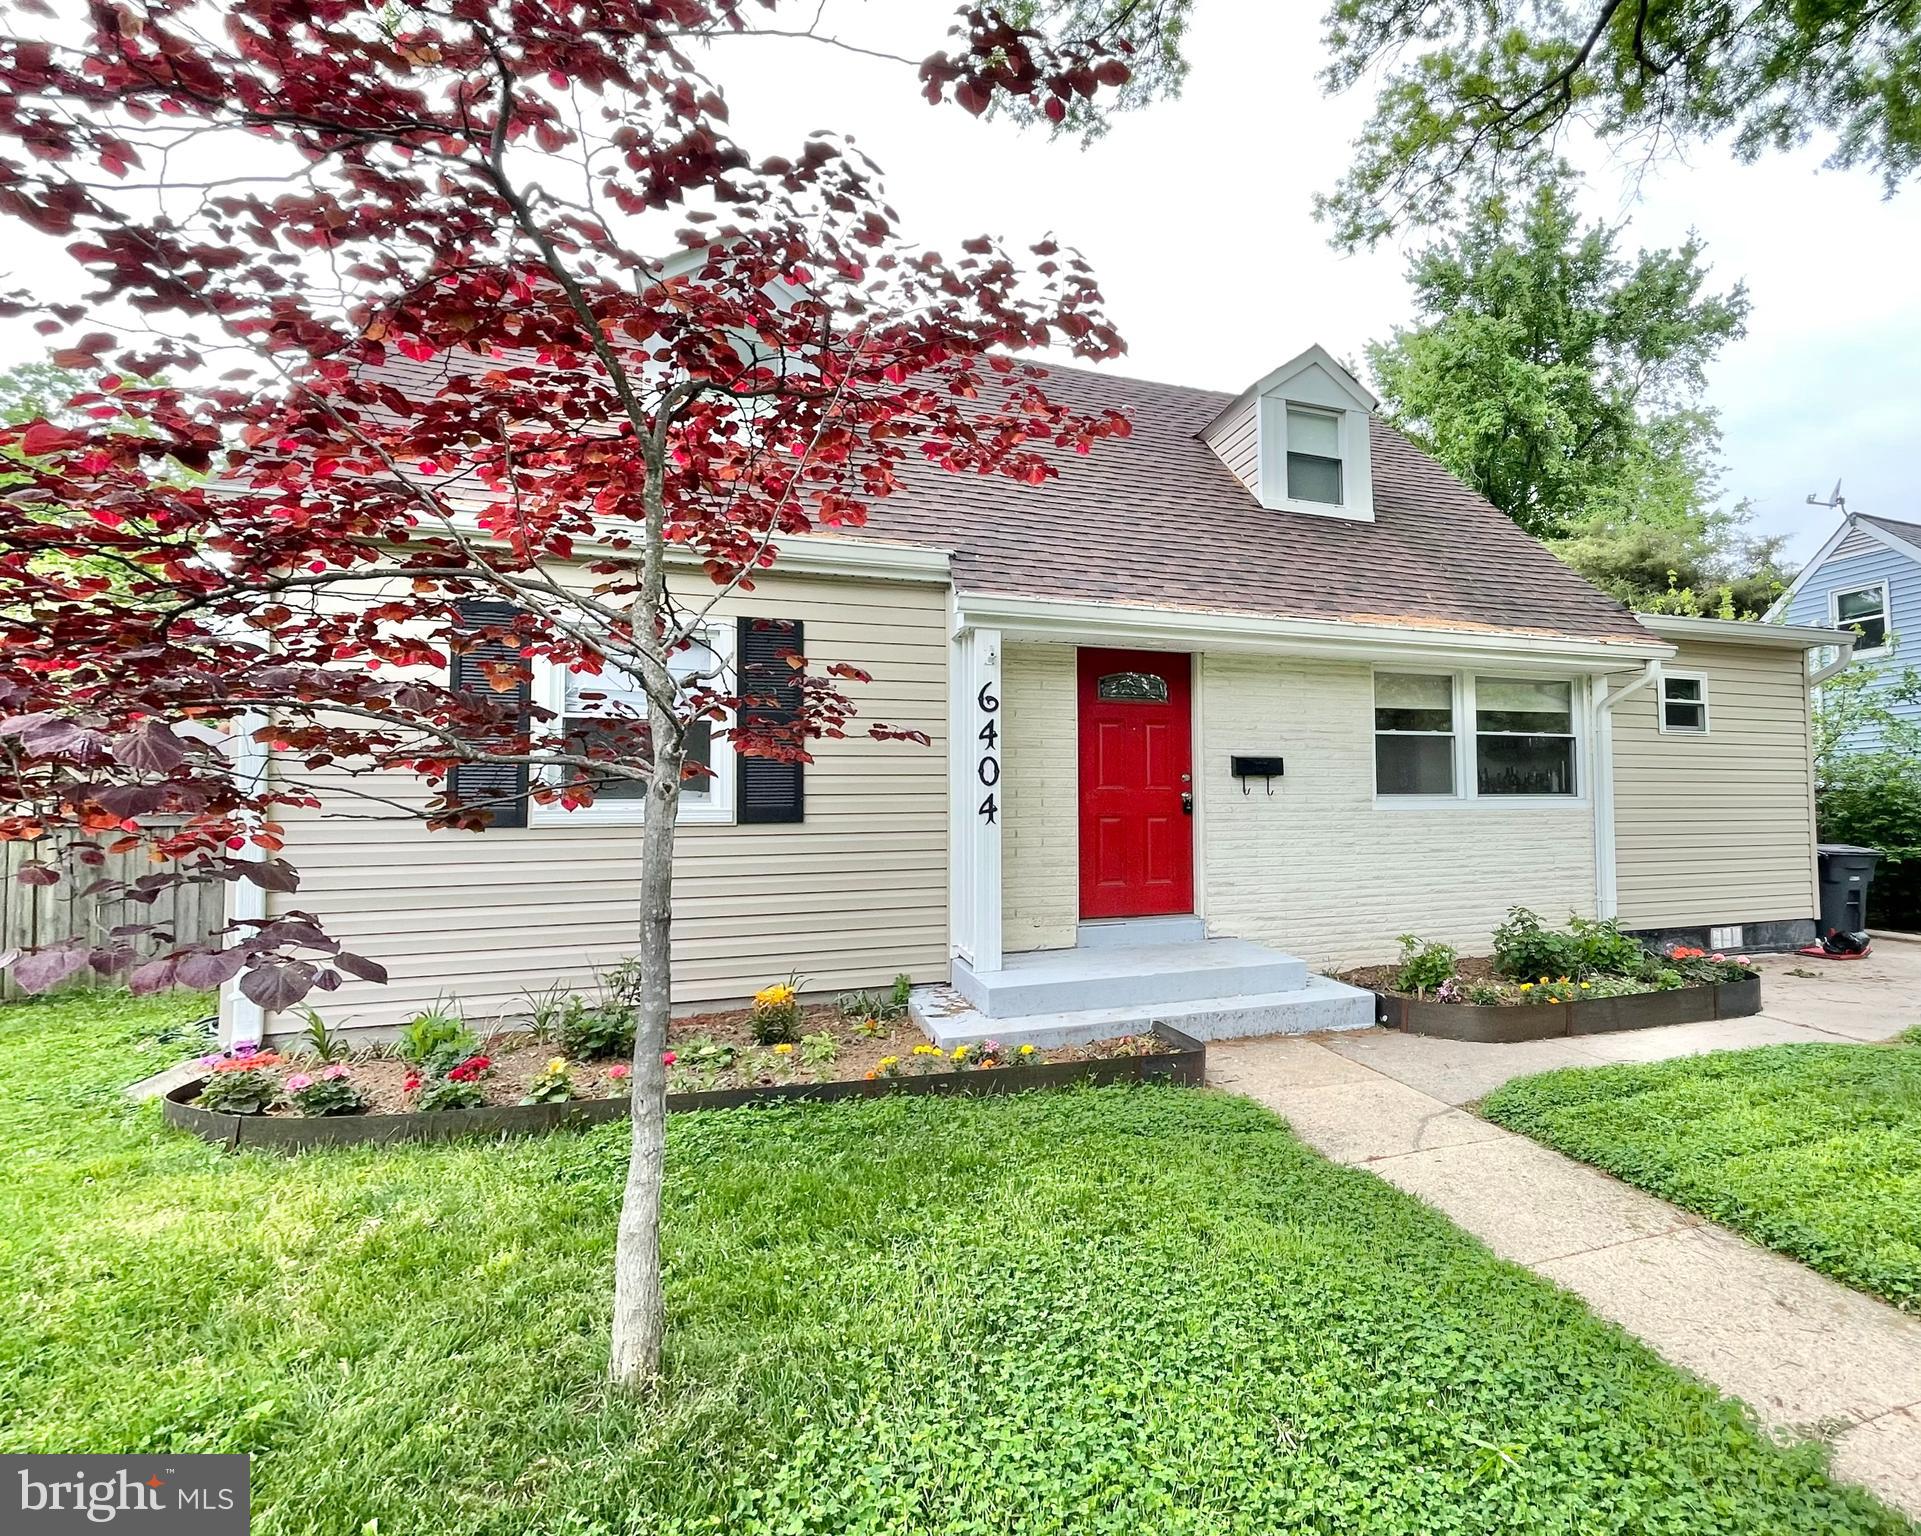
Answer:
[6,0,1916,563]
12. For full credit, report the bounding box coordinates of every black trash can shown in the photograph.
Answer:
[1817,844,1881,940]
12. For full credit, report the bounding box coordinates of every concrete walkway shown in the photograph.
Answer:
[1208,943,1921,1519]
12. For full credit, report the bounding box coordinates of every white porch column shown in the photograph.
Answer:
[949,625,1003,973]
[224,711,270,1047]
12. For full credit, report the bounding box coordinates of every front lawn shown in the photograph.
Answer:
[1,992,1908,1535]
[1483,1042,1921,1311]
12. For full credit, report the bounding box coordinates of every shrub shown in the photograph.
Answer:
[398,1007,475,1073]
[749,976,805,1045]
[1566,915,1645,976]
[799,1031,838,1068]
[284,1065,368,1117]
[1392,933,1458,996]
[557,995,635,1060]
[194,1068,280,1116]
[837,971,913,1025]
[1492,906,1582,982]
[412,1075,485,1112]
[521,1058,575,1104]
[1819,750,1921,930]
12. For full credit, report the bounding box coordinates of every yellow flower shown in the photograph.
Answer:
[1018,1044,1035,1056]
[951,1046,968,1059]
[772,1042,794,1055]
[878,1055,899,1069]
[1579,981,1591,990]
[1539,976,1549,985]
[754,982,796,1008]
[546,1057,567,1073]
[1519,982,1533,991]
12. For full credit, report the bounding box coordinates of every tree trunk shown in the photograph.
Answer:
[609,739,682,1389]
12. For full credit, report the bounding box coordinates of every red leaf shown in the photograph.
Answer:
[174,947,248,990]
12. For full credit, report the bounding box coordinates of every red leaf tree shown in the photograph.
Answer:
[0,0,1134,1383]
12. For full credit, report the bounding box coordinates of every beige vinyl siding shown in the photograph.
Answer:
[1202,396,1259,496]
[250,568,949,1033]
[1200,654,1596,966]
[1612,638,1817,929]
[1001,643,1079,952]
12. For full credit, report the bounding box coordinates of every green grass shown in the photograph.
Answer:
[0,993,1910,1536]
[1484,1042,1921,1311]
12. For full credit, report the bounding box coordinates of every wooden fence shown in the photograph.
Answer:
[0,830,227,1000]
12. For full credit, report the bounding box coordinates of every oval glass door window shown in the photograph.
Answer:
[1098,671,1169,704]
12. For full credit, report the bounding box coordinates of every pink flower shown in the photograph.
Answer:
[319,1064,350,1080]
[660,1051,677,1067]
[285,1073,314,1093]
[1709,953,1726,964]
[607,1063,630,1080]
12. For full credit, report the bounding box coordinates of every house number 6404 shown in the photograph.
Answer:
[977,680,1000,823]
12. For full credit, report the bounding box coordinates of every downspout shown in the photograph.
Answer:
[1591,660,1663,921]
[224,712,270,1047]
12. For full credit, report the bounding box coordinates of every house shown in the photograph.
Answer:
[1766,510,1921,736]
[224,347,1849,1048]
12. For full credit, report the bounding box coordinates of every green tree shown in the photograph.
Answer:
[1366,169,1749,547]
[0,361,92,427]
[1318,0,1921,249]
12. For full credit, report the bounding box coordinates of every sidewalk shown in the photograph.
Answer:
[1208,946,1921,1518]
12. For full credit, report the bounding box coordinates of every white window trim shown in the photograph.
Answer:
[1829,580,1892,660]
[1657,671,1711,735]
[1257,394,1376,522]
[529,623,737,827]
[1372,668,1588,808]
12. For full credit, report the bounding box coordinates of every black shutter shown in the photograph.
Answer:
[736,617,804,824]
[448,599,531,829]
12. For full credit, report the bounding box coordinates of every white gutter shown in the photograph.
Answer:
[1810,639,1858,687]
[956,591,1675,670]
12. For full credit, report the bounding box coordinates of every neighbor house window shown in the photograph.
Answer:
[537,628,734,824]
[1475,677,1576,796]
[1660,674,1709,734]
[1374,672,1455,795]
[1832,583,1889,654]
[1284,406,1343,505]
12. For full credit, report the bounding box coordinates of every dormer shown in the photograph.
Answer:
[1201,345,1378,523]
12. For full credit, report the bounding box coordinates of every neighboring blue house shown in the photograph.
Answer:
[1769,512,1921,737]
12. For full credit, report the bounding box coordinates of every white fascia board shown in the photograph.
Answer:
[1635,612,1852,649]
[1858,517,1921,566]
[1762,516,1855,622]
[1199,343,1379,439]
[954,591,1673,670]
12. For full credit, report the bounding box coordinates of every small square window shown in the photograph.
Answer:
[1660,675,1708,734]
[1285,406,1343,505]
[1832,584,1889,652]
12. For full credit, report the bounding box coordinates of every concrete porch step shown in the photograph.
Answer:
[1076,915,1207,948]
[911,974,1377,1051]
[951,938,1308,1019]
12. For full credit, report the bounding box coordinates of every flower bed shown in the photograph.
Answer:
[1343,911,1762,1043]
[161,992,1203,1152]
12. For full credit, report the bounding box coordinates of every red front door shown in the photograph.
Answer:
[1078,648,1194,919]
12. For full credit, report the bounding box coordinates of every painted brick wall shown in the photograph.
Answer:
[1001,643,1080,952]
[1199,654,1597,968]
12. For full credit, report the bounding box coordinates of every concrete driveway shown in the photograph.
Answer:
[1208,939,1921,1518]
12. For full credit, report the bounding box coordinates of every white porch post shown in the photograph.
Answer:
[224,711,269,1047]
[949,624,1003,974]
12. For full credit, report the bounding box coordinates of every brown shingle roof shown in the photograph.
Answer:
[853,361,1651,645]
[1859,513,1921,550]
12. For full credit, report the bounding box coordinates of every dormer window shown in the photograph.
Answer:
[1202,345,1378,523]
[1285,406,1344,505]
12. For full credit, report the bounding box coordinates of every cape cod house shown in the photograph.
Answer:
[225,347,1850,1047]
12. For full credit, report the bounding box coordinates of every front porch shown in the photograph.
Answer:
[926,598,1671,1052]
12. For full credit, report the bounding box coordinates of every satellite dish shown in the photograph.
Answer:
[1806,479,1847,515]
